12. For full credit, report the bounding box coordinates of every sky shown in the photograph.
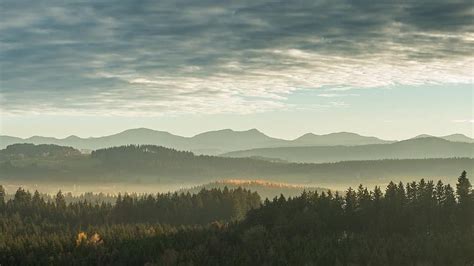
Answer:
[0,0,473,140]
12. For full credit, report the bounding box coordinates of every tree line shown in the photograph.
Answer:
[1,144,473,186]
[0,171,472,265]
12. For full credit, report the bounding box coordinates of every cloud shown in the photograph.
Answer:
[0,0,472,116]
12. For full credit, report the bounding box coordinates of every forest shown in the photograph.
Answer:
[1,144,473,187]
[0,171,472,265]
[2,0,472,264]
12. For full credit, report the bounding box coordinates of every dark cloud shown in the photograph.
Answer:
[0,0,472,115]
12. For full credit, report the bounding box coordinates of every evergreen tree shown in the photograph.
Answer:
[344,187,357,213]
[1,175,473,265]
[0,185,5,208]
[13,187,31,207]
[456,170,473,228]
[435,180,445,205]
[55,190,67,209]
[456,170,472,205]
[444,184,456,207]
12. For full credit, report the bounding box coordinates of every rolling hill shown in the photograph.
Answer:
[180,179,331,200]
[413,134,474,143]
[1,143,472,188]
[292,132,394,146]
[223,137,474,163]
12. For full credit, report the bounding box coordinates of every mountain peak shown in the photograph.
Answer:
[116,128,174,136]
[122,127,157,133]
[445,133,466,137]
[441,133,473,143]
[411,134,473,143]
[295,133,318,141]
[244,128,266,135]
[400,136,452,145]
[293,131,390,146]
[413,134,433,139]
[65,135,81,140]
[323,132,365,138]
[246,128,260,133]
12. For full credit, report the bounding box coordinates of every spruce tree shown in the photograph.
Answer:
[456,171,472,205]
[55,190,67,209]
[456,171,473,228]
[0,185,5,209]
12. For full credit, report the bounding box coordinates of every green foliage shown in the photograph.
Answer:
[182,180,330,200]
[1,144,472,187]
[0,172,473,265]
[0,143,81,159]
[0,185,4,208]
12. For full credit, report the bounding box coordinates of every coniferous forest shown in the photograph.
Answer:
[0,171,472,265]
[2,144,473,188]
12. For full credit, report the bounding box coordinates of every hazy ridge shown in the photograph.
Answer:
[180,179,332,200]
[0,128,391,154]
[2,128,472,155]
[1,143,472,188]
[223,137,474,163]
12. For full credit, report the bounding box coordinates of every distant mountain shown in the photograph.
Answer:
[0,128,268,154]
[1,128,471,154]
[188,128,286,152]
[0,128,190,153]
[292,132,393,146]
[0,128,394,154]
[0,136,24,148]
[412,134,474,143]
[180,179,331,200]
[223,137,474,163]
[442,134,474,143]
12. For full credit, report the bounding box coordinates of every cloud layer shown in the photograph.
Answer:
[1,0,473,116]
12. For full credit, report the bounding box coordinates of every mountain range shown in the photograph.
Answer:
[223,137,474,163]
[413,134,474,143]
[1,128,472,154]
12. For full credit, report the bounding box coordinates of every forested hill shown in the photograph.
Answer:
[181,180,331,200]
[1,144,473,186]
[0,143,81,159]
[223,137,474,163]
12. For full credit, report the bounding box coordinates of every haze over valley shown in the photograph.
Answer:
[1,130,472,192]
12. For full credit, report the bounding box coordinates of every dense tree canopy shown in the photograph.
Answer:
[0,172,472,265]
[1,144,472,186]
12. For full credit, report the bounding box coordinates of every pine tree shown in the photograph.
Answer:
[456,171,472,206]
[356,185,371,210]
[13,187,31,207]
[344,188,357,213]
[32,190,43,207]
[444,184,456,207]
[0,185,5,209]
[55,190,66,209]
[435,180,445,205]
[456,171,473,228]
